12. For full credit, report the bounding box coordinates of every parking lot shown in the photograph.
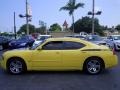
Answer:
[0,50,119,90]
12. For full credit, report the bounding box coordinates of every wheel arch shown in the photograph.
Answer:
[6,56,27,71]
[83,56,105,70]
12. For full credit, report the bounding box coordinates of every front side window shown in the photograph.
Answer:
[87,35,102,41]
[107,36,113,40]
[42,41,63,50]
[113,36,120,40]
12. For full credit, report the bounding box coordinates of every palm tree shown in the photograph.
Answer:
[60,0,84,33]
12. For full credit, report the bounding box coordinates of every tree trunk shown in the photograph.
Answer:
[72,13,75,34]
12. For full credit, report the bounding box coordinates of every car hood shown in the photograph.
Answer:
[114,40,120,43]
[90,40,106,44]
[10,40,27,44]
[3,49,32,59]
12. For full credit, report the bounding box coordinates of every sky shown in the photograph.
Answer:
[0,0,120,32]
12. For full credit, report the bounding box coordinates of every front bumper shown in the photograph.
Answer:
[0,59,6,70]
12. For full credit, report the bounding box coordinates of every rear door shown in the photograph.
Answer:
[61,41,85,69]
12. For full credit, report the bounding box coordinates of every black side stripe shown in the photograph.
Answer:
[82,49,102,51]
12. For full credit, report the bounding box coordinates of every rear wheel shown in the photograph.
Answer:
[7,58,26,75]
[83,57,104,75]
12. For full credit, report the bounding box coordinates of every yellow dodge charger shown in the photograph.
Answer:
[0,37,118,75]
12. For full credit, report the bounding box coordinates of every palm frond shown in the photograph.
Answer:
[60,0,84,16]
[74,3,84,9]
[59,6,70,11]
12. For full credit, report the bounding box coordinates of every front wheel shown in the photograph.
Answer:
[7,58,26,75]
[83,58,104,75]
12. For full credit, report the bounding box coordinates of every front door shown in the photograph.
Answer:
[31,41,63,70]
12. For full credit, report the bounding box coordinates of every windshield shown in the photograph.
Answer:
[18,36,29,41]
[86,35,102,41]
[30,40,45,50]
[37,36,50,41]
[113,36,120,40]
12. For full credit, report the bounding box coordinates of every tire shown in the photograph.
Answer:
[7,58,27,75]
[83,57,104,75]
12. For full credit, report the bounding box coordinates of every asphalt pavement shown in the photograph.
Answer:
[0,51,120,90]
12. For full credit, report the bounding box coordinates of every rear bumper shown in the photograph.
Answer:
[105,55,118,68]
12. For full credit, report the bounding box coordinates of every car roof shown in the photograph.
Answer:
[39,35,51,36]
[45,37,91,45]
[109,35,120,36]
[39,37,103,49]
[46,37,79,41]
[86,35,99,36]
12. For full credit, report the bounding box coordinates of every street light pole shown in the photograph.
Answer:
[88,0,101,34]
[14,12,17,39]
[19,0,32,35]
[26,0,29,35]
[92,0,95,34]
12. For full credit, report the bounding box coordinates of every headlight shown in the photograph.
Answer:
[20,43,27,46]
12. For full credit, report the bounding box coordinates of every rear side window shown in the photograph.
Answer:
[63,41,85,50]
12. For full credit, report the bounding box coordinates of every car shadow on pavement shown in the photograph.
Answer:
[0,70,112,76]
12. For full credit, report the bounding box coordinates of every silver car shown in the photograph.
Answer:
[106,35,120,51]
[85,35,107,45]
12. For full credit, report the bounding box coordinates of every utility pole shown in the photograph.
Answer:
[88,0,102,34]
[92,0,95,34]
[14,12,17,39]
[26,0,29,35]
[19,0,32,35]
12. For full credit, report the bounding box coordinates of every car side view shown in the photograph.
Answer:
[0,37,118,75]
[106,35,120,51]
[85,35,107,45]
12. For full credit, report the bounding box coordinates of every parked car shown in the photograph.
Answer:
[74,35,86,40]
[9,35,35,49]
[106,35,120,51]
[0,37,118,75]
[33,35,52,46]
[85,35,107,45]
[0,36,11,50]
[65,35,85,39]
